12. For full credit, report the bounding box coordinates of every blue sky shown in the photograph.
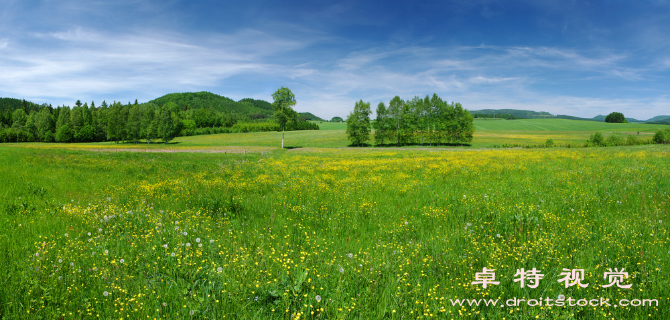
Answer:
[1,0,669,120]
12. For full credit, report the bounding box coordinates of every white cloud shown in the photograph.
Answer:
[0,27,308,105]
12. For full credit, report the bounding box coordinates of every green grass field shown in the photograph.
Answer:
[1,119,669,319]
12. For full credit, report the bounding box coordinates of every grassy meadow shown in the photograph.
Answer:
[1,119,669,319]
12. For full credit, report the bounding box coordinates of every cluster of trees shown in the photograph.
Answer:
[653,129,670,144]
[605,112,627,123]
[0,93,318,144]
[346,94,475,147]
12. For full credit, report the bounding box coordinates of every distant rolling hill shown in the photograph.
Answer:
[299,112,326,121]
[149,92,273,119]
[645,115,670,123]
[471,108,661,123]
[148,92,324,121]
[470,109,554,119]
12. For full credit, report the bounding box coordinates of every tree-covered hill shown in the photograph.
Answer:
[645,115,670,123]
[298,112,325,121]
[149,92,274,120]
[0,98,46,114]
[470,109,554,119]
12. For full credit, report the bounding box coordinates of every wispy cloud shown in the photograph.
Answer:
[0,27,309,105]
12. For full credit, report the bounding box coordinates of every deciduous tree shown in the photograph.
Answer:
[272,86,298,148]
[346,100,371,147]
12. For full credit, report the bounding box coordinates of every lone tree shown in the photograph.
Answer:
[346,99,372,146]
[605,112,627,123]
[272,86,298,148]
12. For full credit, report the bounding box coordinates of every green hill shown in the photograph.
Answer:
[237,98,273,111]
[645,115,670,123]
[298,112,326,121]
[149,92,326,121]
[0,98,44,114]
[149,92,274,120]
[470,109,555,119]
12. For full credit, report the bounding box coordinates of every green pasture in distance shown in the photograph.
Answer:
[310,121,346,130]
[473,118,663,132]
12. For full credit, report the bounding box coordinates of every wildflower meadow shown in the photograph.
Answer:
[1,143,669,319]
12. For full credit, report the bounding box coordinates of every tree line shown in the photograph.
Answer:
[0,98,317,144]
[346,94,475,147]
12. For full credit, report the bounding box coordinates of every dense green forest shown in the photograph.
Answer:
[0,93,318,143]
